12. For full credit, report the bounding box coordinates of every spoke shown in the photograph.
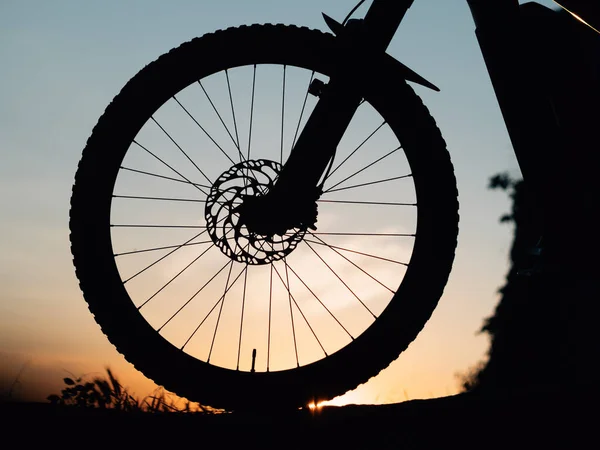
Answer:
[225,70,241,153]
[180,262,247,349]
[317,199,416,206]
[113,194,207,203]
[310,232,415,237]
[159,258,236,332]
[236,261,249,370]
[280,65,286,165]
[307,233,396,294]
[267,263,273,372]
[247,65,256,160]
[138,236,226,310]
[283,259,354,340]
[323,174,413,194]
[207,261,235,362]
[198,80,240,153]
[182,238,264,368]
[303,238,408,266]
[112,224,209,229]
[133,140,210,196]
[150,117,213,186]
[119,166,211,190]
[303,240,376,319]
[173,95,237,165]
[272,263,327,360]
[283,256,298,366]
[327,145,402,191]
[274,259,298,366]
[291,71,315,150]
[325,121,386,182]
[115,239,212,257]
[120,215,227,284]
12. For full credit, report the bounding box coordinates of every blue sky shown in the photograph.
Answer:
[0,0,559,405]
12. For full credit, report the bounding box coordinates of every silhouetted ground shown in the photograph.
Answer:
[2,389,593,449]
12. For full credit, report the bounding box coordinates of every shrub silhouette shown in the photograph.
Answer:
[47,367,217,414]
[458,173,560,392]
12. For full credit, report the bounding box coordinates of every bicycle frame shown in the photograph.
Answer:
[274,0,599,263]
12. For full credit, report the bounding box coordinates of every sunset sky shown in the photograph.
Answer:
[0,0,559,407]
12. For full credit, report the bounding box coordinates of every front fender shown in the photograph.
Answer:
[323,13,439,92]
[380,52,440,92]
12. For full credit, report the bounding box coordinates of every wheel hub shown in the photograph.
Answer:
[205,159,319,265]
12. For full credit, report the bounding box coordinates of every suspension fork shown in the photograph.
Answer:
[267,0,414,201]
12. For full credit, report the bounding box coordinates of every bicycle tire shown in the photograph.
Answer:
[70,24,459,410]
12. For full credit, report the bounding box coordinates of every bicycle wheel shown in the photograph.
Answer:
[70,24,458,410]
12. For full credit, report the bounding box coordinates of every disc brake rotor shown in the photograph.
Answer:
[205,159,307,265]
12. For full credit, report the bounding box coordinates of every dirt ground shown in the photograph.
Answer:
[2,389,591,449]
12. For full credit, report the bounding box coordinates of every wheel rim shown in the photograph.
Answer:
[108,61,418,375]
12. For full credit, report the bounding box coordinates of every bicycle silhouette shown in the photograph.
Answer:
[69,0,600,410]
